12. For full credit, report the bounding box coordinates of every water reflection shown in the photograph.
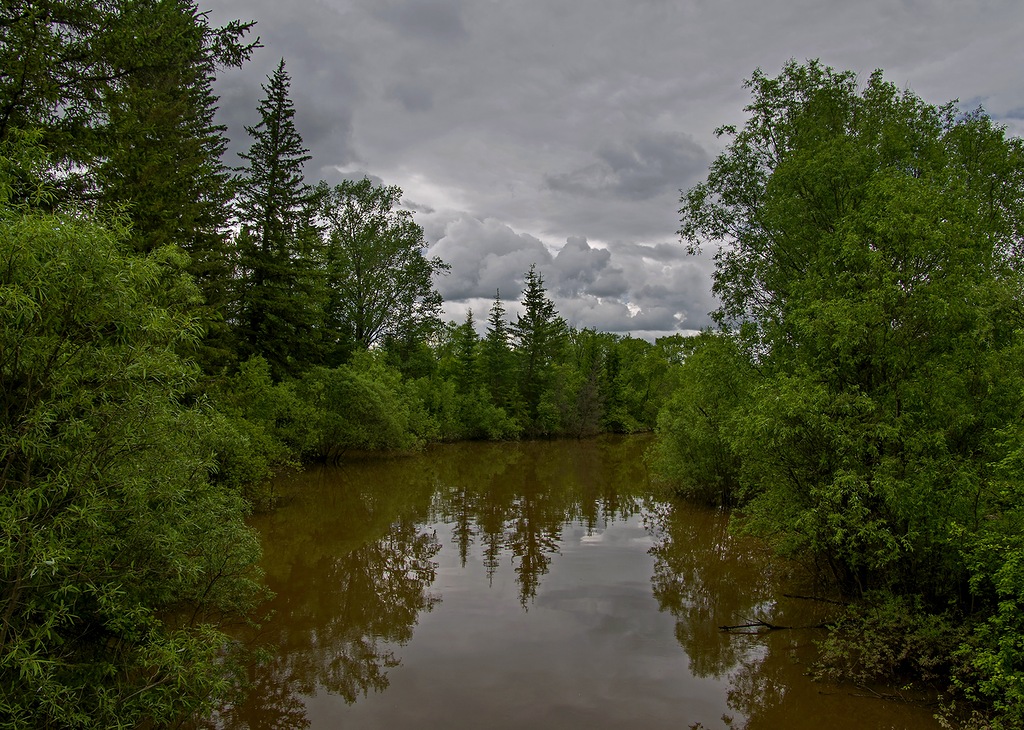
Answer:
[213,461,442,728]
[217,436,937,730]
[429,439,648,605]
[648,492,935,729]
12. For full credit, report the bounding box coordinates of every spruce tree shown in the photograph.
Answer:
[97,1,255,371]
[479,290,515,410]
[0,0,110,168]
[234,58,319,378]
[510,267,567,432]
[451,309,479,395]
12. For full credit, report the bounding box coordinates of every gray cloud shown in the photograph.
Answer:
[428,216,552,301]
[368,0,468,44]
[387,81,434,113]
[207,0,1024,338]
[546,131,709,202]
[429,221,717,335]
[550,236,627,299]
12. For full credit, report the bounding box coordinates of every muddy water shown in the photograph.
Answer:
[218,436,939,729]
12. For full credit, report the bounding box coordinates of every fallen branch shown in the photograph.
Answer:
[719,618,828,633]
[783,592,847,606]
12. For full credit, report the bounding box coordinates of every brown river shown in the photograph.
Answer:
[214,436,940,729]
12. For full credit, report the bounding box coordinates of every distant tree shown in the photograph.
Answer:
[652,331,751,506]
[451,310,479,395]
[234,59,320,377]
[559,328,607,438]
[510,265,567,434]
[479,290,516,410]
[316,177,449,358]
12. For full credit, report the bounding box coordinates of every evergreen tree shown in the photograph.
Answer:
[451,309,479,395]
[0,0,111,175]
[234,58,319,378]
[0,1,256,371]
[561,328,607,438]
[479,290,515,410]
[510,266,567,433]
[97,1,255,371]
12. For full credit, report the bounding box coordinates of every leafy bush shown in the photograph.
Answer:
[295,354,419,459]
[814,594,958,686]
[652,331,751,507]
[205,357,314,507]
[0,193,265,727]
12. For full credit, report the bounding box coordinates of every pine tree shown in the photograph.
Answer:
[97,1,255,371]
[510,266,567,433]
[234,58,319,378]
[451,309,478,395]
[479,290,515,409]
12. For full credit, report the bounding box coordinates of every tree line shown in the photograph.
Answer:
[0,3,682,726]
[653,60,1024,729]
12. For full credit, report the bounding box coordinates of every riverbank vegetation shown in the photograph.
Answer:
[653,60,1024,729]
[0,3,678,726]
[4,3,1022,727]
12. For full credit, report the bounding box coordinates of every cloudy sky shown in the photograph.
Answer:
[204,0,1024,339]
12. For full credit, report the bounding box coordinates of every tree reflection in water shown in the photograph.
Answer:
[214,437,937,730]
[218,437,650,726]
[648,503,779,679]
[429,438,648,606]
[647,501,850,729]
[210,460,442,728]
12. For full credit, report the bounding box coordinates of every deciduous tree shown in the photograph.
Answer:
[0,150,265,728]
[671,59,1024,725]
[316,177,449,360]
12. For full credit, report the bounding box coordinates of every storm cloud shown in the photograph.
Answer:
[206,0,1024,338]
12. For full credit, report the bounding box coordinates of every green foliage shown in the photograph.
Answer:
[96,1,255,371]
[945,423,1024,728]
[664,59,1024,725]
[204,357,313,508]
[0,1,256,373]
[479,290,517,412]
[295,354,420,460]
[555,329,607,438]
[653,331,751,507]
[315,177,449,357]
[234,59,321,378]
[0,188,265,727]
[511,265,568,435]
[814,593,958,686]
[605,334,682,433]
